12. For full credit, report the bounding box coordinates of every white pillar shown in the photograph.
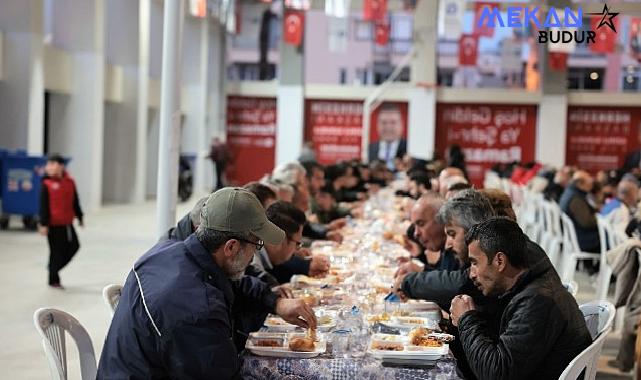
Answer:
[205,21,227,189]
[134,0,151,203]
[407,0,438,160]
[536,95,568,168]
[0,0,44,154]
[156,0,184,237]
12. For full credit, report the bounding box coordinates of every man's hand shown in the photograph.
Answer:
[393,273,409,301]
[275,298,317,330]
[38,226,48,236]
[272,284,293,298]
[450,294,476,327]
[326,230,343,243]
[328,218,347,231]
[394,261,423,278]
[294,247,312,258]
[309,254,330,277]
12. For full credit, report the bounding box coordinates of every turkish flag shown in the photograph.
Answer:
[549,52,568,71]
[473,2,499,38]
[375,21,390,45]
[590,16,619,54]
[363,0,387,21]
[630,17,641,61]
[459,34,479,66]
[283,10,304,47]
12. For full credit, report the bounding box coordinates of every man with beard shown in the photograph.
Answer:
[450,218,591,380]
[97,188,316,379]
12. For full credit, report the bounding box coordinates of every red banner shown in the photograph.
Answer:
[226,96,276,185]
[548,52,568,71]
[459,34,479,66]
[435,104,538,187]
[363,0,387,22]
[304,100,363,164]
[565,107,641,173]
[283,10,304,46]
[631,17,641,61]
[375,21,390,46]
[590,16,619,54]
[473,2,499,37]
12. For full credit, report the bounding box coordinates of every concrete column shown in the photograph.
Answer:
[407,0,438,160]
[205,21,227,190]
[535,0,570,167]
[276,35,305,165]
[0,0,44,154]
[102,0,149,204]
[48,0,105,211]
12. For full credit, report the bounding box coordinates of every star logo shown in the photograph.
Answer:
[587,4,619,33]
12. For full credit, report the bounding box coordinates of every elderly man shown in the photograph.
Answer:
[396,193,459,277]
[559,170,600,254]
[97,188,316,379]
[450,218,591,380]
[435,167,467,197]
[601,175,640,233]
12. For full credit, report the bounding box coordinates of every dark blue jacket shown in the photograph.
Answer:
[97,235,278,380]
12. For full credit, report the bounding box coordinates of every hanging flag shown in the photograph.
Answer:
[374,21,390,46]
[328,16,349,52]
[438,0,465,40]
[363,0,387,22]
[630,17,641,61]
[548,52,568,71]
[459,34,479,66]
[473,2,499,38]
[283,9,305,46]
[325,0,351,18]
[590,16,619,54]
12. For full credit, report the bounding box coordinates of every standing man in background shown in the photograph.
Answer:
[39,155,83,289]
[209,137,232,190]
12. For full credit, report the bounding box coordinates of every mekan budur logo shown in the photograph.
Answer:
[476,4,619,44]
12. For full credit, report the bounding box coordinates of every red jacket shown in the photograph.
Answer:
[40,173,83,226]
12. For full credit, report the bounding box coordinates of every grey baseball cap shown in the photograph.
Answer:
[200,187,285,245]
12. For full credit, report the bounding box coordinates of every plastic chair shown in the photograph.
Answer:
[595,215,628,301]
[33,308,97,380]
[558,301,616,380]
[559,212,601,283]
[102,284,122,317]
[563,281,579,298]
[540,200,563,269]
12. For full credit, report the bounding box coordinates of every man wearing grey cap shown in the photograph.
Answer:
[97,188,317,379]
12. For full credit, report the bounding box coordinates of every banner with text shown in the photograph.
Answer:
[226,96,276,185]
[435,103,537,187]
[566,106,641,172]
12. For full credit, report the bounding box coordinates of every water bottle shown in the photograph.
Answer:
[348,306,367,358]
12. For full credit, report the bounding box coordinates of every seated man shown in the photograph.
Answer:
[396,193,459,277]
[312,184,352,225]
[97,188,316,379]
[450,218,591,380]
[247,201,307,288]
[162,196,208,241]
[601,175,639,233]
[559,170,600,253]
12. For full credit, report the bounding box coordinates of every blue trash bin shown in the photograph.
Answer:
[0,155,48,230]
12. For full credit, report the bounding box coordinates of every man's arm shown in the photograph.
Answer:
[569,198,596,229]
[233,275,278,313]
[457,295,563,380]
[401,268,469,310]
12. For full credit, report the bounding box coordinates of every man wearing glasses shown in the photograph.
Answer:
[98,188,316,379]
[249,201,307,289]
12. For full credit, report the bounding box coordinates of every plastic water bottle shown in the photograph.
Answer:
[347,306,367,358]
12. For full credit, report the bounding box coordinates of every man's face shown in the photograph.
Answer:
[468,241,501,297]
[45,161,64,178]
[310,168,325,193]
[267,226,303,265]
[315,192,334,211]
[225,239,259,280]
[293,187,310,212]
[410,203,445,252]
[444,223,468,264]
[377,110,403,142]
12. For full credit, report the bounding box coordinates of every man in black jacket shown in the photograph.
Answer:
[450,218,592,380]
[559,170,600,254]
[97,188,316,379]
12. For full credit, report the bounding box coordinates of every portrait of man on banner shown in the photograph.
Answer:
[368,102,408,170]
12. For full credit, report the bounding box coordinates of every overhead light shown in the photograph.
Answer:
[590,71,599,80]
[626,75,635,84]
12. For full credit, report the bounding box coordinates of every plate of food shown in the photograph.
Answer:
[368,333,449,360]
[263,312,337,332]
[246,332,326,358]
[384,316,438,330]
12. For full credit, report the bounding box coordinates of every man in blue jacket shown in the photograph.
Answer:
[97,188,317,379]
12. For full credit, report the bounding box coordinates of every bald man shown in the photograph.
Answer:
[601,176,640,233]
[436,167,466,196]
[559,170,600,253]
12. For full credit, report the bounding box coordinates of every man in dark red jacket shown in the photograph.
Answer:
[39,155,83,288]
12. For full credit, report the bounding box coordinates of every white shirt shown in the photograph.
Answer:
[377,140,400,170]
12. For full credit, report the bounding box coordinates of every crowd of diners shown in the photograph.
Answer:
[94,152,631,380]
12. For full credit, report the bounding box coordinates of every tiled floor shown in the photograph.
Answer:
[0,197,633,379]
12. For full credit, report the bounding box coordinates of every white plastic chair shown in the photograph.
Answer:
[559,212,601,283]
[595,215,628,301]
[33,308,97,380]
[540,201,562,269]
[102,284,122,317]
[558,301,616,380]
